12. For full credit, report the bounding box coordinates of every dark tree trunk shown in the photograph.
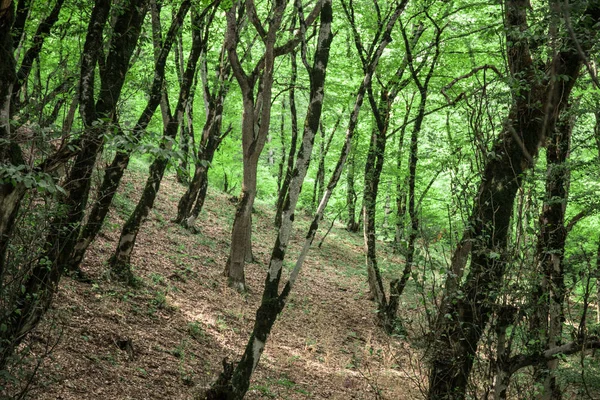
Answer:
[427,2,600,398]
[176,39,232,229]
[67,0,192,271]
[346,154,359,232]
[207,2,333,395]
[48,0,148,275]
[0,0,115,368]
[0,0,19,276]
[11,0,31,49]
[356,16,429,330]
[530,106,573,399]
[11,0,65,109]
[111,7,210,280]
[275,99,286,193]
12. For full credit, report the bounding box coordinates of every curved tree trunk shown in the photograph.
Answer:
[111,7,209,281]
[0,0,19,276]
[207,2,333,395]
[175,48,230,228]
[66,0,192,272]
[0,0,115,368]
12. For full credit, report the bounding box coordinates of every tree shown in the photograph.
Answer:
[110,3,218,281]
[207,0,333,396]
[1,0,148,367]
[67,0,193,272]
[428,2,600,398]
[223,0,321,291]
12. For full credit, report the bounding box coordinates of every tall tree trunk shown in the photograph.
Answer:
[224,0,288,291]
[176,102,228,228]
[207,2,333,395]
[10,0,65,110]
[311,120,334,212]
[110,7,208,280]
[427,2,600,397]
[531,103,573,400]
[51,0,148,276]
[362,116,390,325]
[0,0,115,369]
[358,15,434,329]
[346,153,359,232]
[0,0,19,275]
[67,0,192,271]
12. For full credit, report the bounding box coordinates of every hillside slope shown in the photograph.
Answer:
[19,169,423,399]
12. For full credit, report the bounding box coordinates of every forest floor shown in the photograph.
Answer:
[19,167,428,400]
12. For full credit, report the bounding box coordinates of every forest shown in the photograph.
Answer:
[1,0,600,398]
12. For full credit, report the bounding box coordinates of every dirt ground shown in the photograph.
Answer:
[12,170,426,399]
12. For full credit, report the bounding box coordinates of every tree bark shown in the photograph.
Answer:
[274,50,298,228]
[0,0,19,275]
[207,2,333,395]
[67,0,192,271]
[224,0,288,291]
[427,2,600,398]
[176,39,233,229]
[0,0,115,369]
[346,153,359,232]
[10,0,65,110]
[110,6,210,280]
[531,105,573,400]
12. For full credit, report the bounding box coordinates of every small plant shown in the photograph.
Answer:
[150,272,166,286]
[215,315,228,331]
[188,321,206,341]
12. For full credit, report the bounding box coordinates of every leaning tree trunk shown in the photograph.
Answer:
[0,0,115,369]
[67,0,192,272]
[359,17,430,330]
[111,7,207,281]
[49,0,148,275]
[427,2,599,397]
[207,2,333,395]
[175,42,231,229]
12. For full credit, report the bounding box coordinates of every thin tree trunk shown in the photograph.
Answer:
[111,7,209,280]
[532,104,572,400]
[207,2,333,395]
[10,0,65,110]
[274,51,298,227]
[11,0,31,49]
[346,153,359,232]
